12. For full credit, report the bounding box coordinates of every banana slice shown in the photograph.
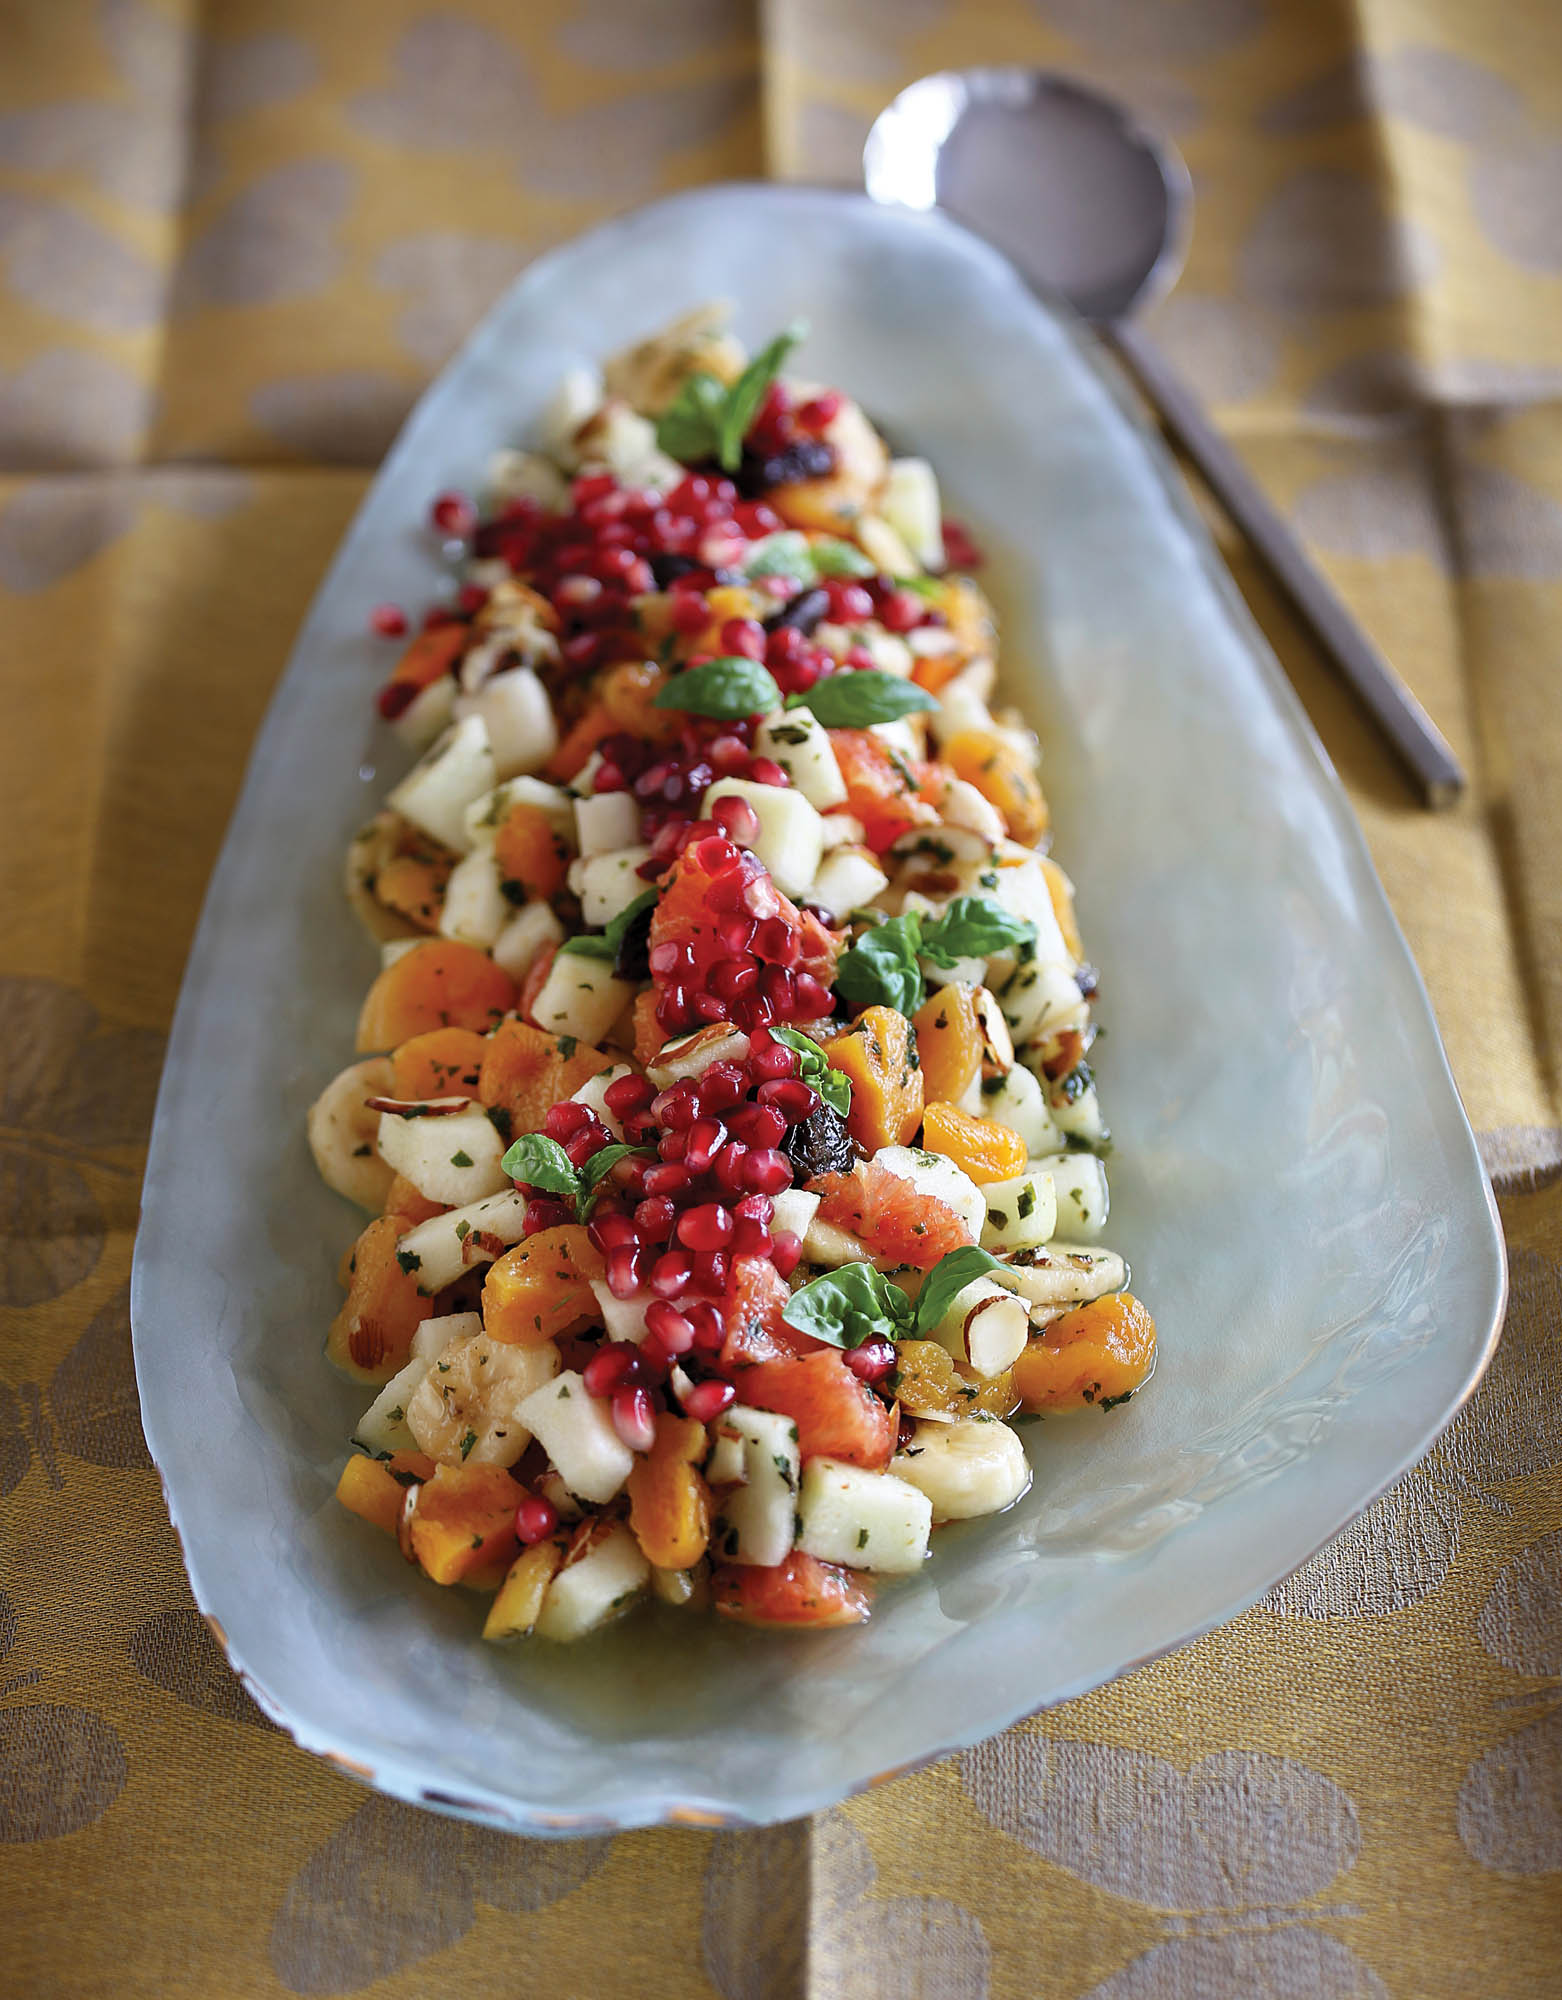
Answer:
[892,1417,1031,1522]
[307,1056,396,1211]
[405,1330,559,1469]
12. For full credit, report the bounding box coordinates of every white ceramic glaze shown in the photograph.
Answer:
[131,185,1506,1835]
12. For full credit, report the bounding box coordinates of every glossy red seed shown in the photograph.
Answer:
[634,1197,677,1240]
[742,1148,794,1195]
[709,959,759,1005]
[798,391,843,429]
[650,1249,694,1298]
[682,1378,737,1422]
[879,589,922,633]
[755,1079,818,1122]
[645,1301,696,1354]
[677,1202,733,1253]
[370,602,408,638]
[684,1116,727,1174]
[770,1230,803,1278]
[520,1195,571,1236]
[825,580,874,623]
[746,1032,798,1083]
[606,1244,646,1300]
[712,1142,750,1196]
[563,1128,605,1168]
[753,917,801,966]
[545,1101,593,1142]
[583,1343,641,1398]
[611,1386,658,1454]
[710,794,761,845]
[734,1193,774,1225]
[844,1337,897,1384]
[719,617,766,660]
[685,1302,725,1354]
[728,1102,786,1148]
[670,591,710,634]
[718,915,757,954]
[746,757,788,787]
[652,1084,700,1131]
[732,1218,773,1257]
[590,1212,638,1252]
[430,491,476,538]
[515,1495,559,1544]
[659,1129,690,1162]
[642,1162,694,1199]
[793,972,831,1015]
[693,1249,729,1292]
[604,1073,655,1117]
[697,1063,747,1112]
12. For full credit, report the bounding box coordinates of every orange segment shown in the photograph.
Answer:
[482,1225,605,1345]
[820,1006,924,1152]
[712,1552,872,1627]
[1039,856,1083,959]
[921,1101,1027,1185]
[1013,1293,1157,1412]
[811,1159,974,1270]
[739,1351,896,1470]
[356,939,517,1053]
[828,728,940,854]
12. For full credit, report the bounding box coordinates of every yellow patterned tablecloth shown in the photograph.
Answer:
[3,2,1560,1993]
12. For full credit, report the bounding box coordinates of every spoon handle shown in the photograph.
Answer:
[1106,319,1465,810]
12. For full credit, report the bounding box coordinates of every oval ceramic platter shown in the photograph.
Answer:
[132,184,1505,1835]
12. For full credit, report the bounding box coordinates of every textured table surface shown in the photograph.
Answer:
[1,2,1559,1995]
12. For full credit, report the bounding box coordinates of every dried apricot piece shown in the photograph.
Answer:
[327,1214,436,1382]
[478,1018,615,1135]
[391,1025,489,1100]
[356,939,516,1052]
[483,1225,605,1345]
[820,1005,924,1151]
[1012,1293,1157,1411]
[921,1101,1027,1185]
[407,1463,522,1584]
[942,729,1049,844]
[912,984,983,1105]
[494,802,570,900]
[627,1414,711,1570]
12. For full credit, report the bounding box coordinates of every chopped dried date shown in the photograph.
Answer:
[783,1100,855,1181]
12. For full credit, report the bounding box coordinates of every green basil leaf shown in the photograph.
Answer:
[913,1245,1006,1336]
[559,933,616,961]
[559,886,658,963]
[901,574,945,601]
[742,531,817,584]
[717,321,807,471]
[789,670,938,728]
[652,656,783,721]
[920,895,1036,967]
[577,1142,655,1219]
[500,1132,580,1199]
[781,1263,915,1349]
[811,537,877,579]
[833,912,925,1016]
[768,1024,853,1119]
[655,370,728,464]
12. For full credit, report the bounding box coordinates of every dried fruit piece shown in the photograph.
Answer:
[478,1018,615,1135]
[357,938,517,1052]
[495,801,571,899]
[391,1026,489,1101]
[891,1338,1017,1420]
[328,1214,436,1382]
[627,1413,711,1570]
[819,1006,924,1152]
[921,1101,1027,1185]
[407,1463,523,1584]
[483,1225,605,1345]
[941,729,1049,844]
[912,984,983,1105]
[1012,1293,1156,1411]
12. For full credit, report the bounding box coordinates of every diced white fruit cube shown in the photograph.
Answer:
[396,1188,529,1295]
[376,1104,509,1208]
[570,846,653,928]
[998,1242,1127,1310]
[390,675,456,754]
[587,1278,653,1347]
[700,779,823,899]
[572,1062,635,1140]
[406,1333,557,1468]
[454,665,557,780]
[818,811,866,850]
[893,1418,1031,1521]
[387,713,495,855]
[354,1355,430,1457]
[704,1421,748,1487]
[859,628,914,676]
[487,447,568,511]
[491,900,564,982]
[530,948,634,1046]
[982,1065,1062,1157]
[928,1276,1030,1378]
[574,790,641,857]
[438,847,510,950]
[809,846,888,920]
[797,1458,932,1574]
[979,1171,1058,1253]
[753,708,848,810]
[769,1188,821,1243]
[855,512,917,578]
[939,776,1005,844]
[1000,960,1088,1043]
[1047,1075,1106,1145]
[464,775,575,851]
[876,1146,986,1242]
[990,858,1071,964]
[881,457,944,571]
[410,1311,483,1362]
[1030,1152,1109,1238]
[517,1371,635,1504]
[537,364,603,458]
[535,1521,649,1642]
[713,1406,800,1567]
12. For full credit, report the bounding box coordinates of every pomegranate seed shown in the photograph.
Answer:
[634,1196,677,1240]
[652,1084,700,1131]
[793,972,830,1015]
[732,1218,773,1256]
[734,1193,774,1224]
[742,877,782,921]
[799,390,843,429]
[710,794,761,845]
[771,1230,803,1277]
[710,958,760,1004]
[942,517,983,568]
[677,1202,733,1252]
[729,1103,786,1148]
[645,1301,696,1354]
[693,1249,729,1291]
[742,1149,794,1195]
[606,1244,646,1299]
[520,1195,571,1235]
[761,965,796,1016]
[515,1495,559,1544]
[611,1386,658,1454]
[880,589,922,633]
[659,1129,690,1162]
[692,992,728,1022]
[584,1343,641,1398]
[683,1378,736,1422]
[545,1102,593,1142]
[825,579,874,622]
[686,1302,725,1354]
[649,940,690,977]
[430,491,476,538]
[456,581,489,615]
[590,1212,638,1252]
[709,734,751,775]
[718,914,757,954]
[746,1032,798,1083]
[605,1073,655,1118]
[754,917,801,967]
[746,757,788,787]
[684,1116,728,1173]
[376,679,419,722]
[712,1142,750,1195]
[845,1337,897,1383]
[370,602,408,637]
[756,1079,818,1122]
[564,1128,606,1168]
[650,1248,694,1298]
[697,1063,747,1112]
[642,1162,694,1199]
[638,1330,672,1372]
[670,591,710,634]
[720,617,766,660]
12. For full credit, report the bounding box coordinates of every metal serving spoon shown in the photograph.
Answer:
[864,68,1464,809]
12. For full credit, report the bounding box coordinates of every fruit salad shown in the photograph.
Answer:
[311,306,1157,1642]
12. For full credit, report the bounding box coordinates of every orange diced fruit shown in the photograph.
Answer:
[482,1540,564,1640]
[335,1455,406,1536]
[820,1006,924,1151]
[391,1025,489,1100]
[942,729,1050,844]
[356,938,516,1052]
[483,1225,605,1345]
[912,984,983,1105]
[495,802,569,899]
[627,1414,711,1570]
[740,1351,896,1470]
[407,1463,522,1584]
[327,1214,436,1382]
[478,1017,615,1135]
[921,1101,1028,1185]
[1012,1293,1157,1412]
[711,1552,872,1628]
